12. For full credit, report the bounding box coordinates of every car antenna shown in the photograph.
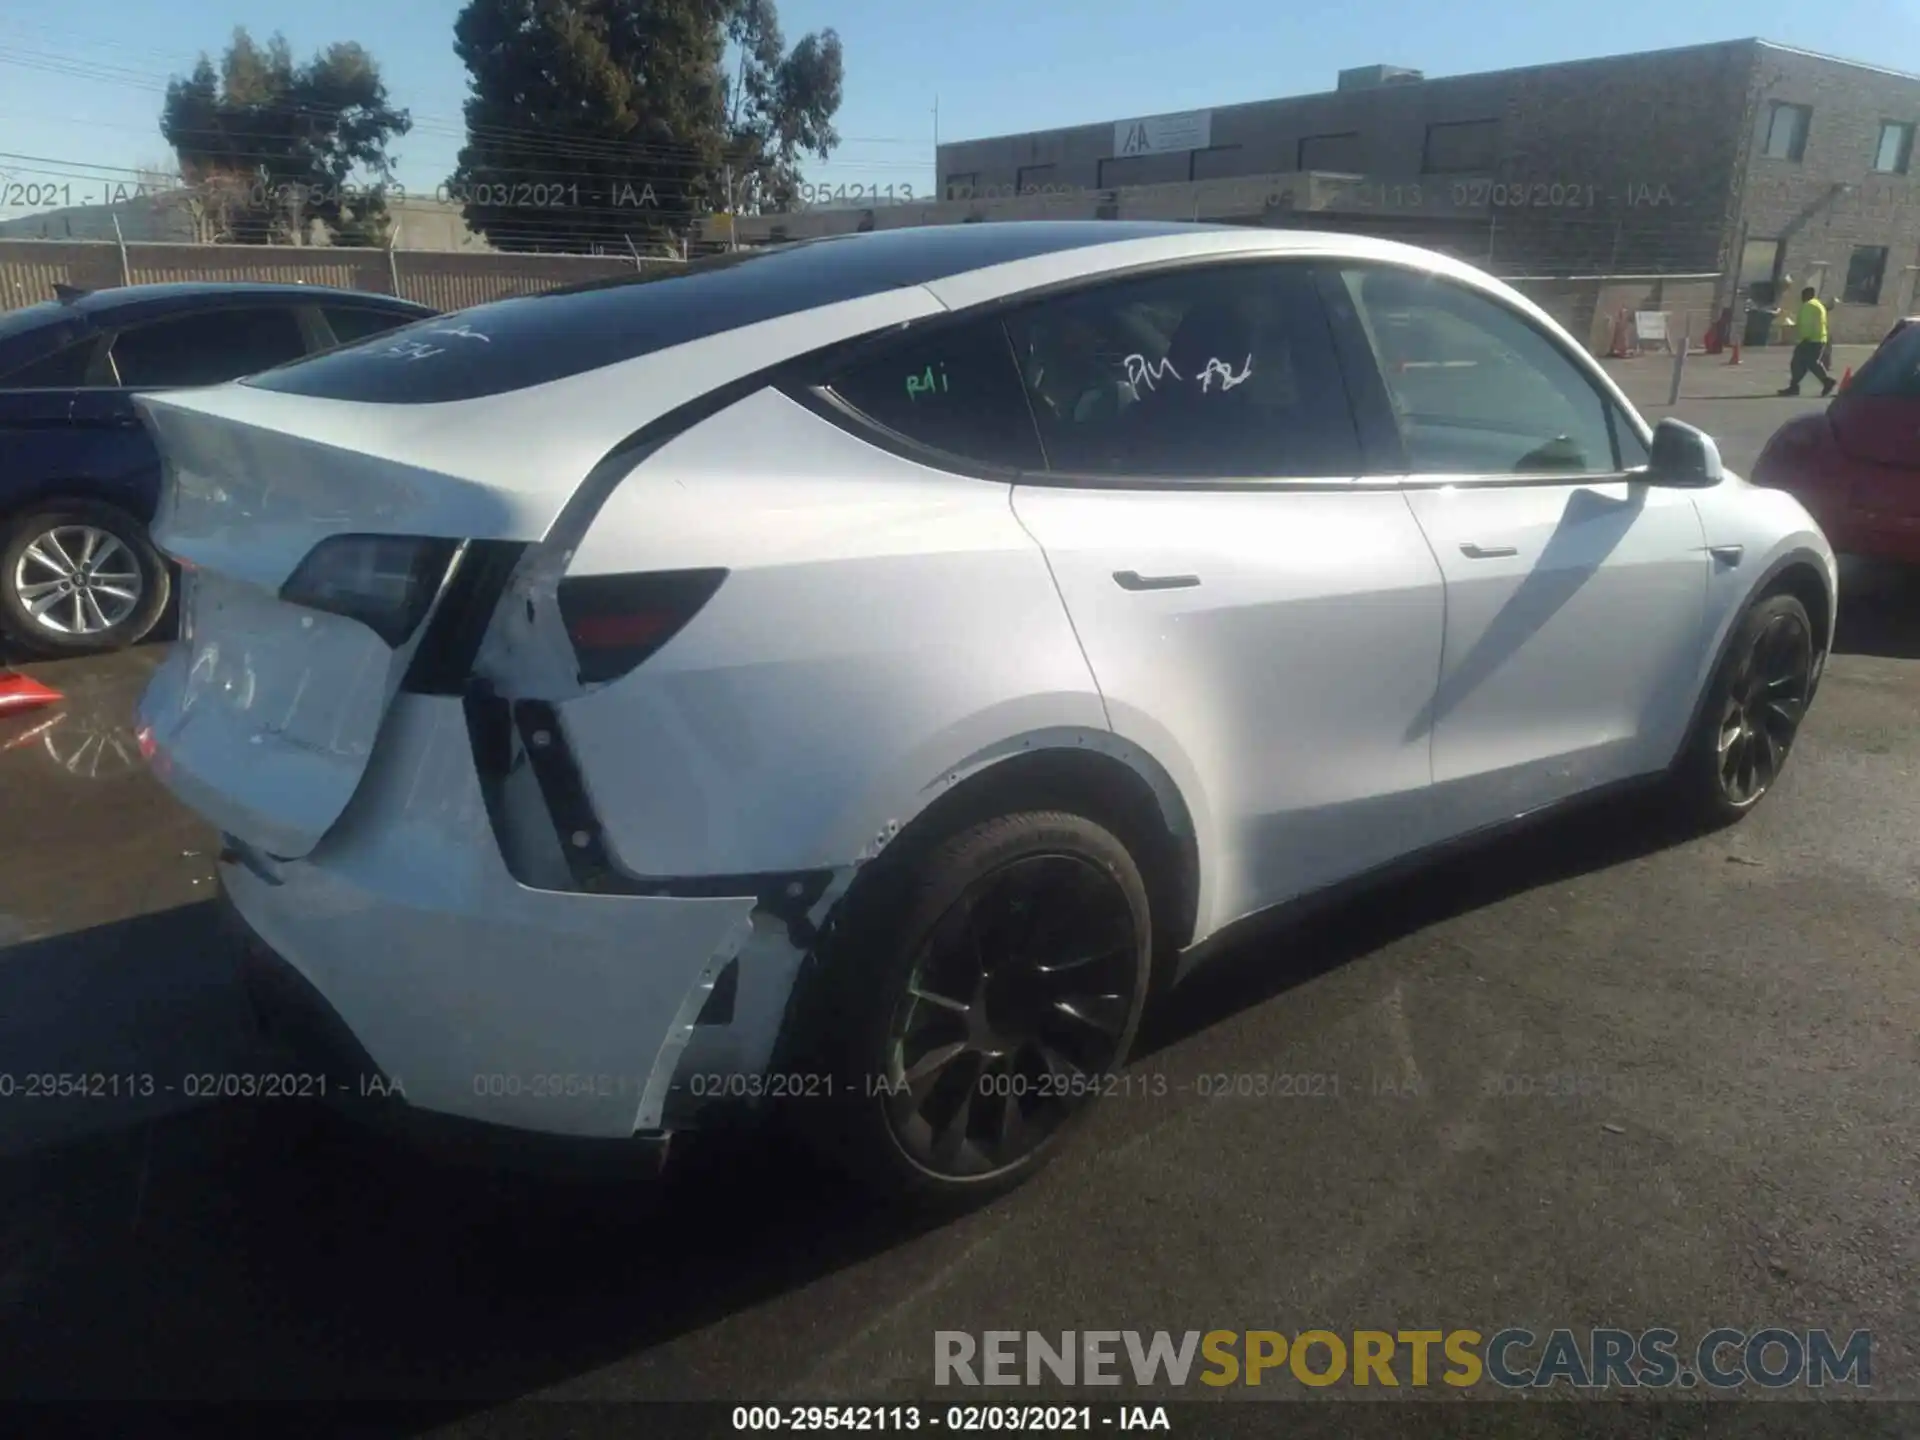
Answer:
[52,283,91,304]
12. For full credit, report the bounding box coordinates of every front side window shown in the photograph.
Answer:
[1338,265,1618,476]
[1764,103,1811,161]
[1857,320,1920,398]
[1002,262,1362,480]
[1613,407,1652,469]
[109,307,308,387]
[824,318,1045,472]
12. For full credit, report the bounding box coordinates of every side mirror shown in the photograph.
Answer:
[1646,417,1725,488]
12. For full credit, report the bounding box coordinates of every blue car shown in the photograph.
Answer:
[0,281,434,654]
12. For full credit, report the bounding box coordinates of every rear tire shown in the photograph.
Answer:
[793,810,1153,1208]
[0,500,170,656]
[1670,592,1815,829]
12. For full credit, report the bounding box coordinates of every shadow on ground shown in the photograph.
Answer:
[0,783,1704,1424]
[1142,785,1690,1056]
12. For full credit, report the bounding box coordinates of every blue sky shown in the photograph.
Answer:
[1,0,1917,216]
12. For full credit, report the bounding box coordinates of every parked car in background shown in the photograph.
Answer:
[134,224,1835,1204]
[0,282,435,653]
[1753,315,1920,564]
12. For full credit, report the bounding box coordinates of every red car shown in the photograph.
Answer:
[1752,318,1920,563]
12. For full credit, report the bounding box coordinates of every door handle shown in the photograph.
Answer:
[1459,543,1519,559]
[1112,570,1201,591]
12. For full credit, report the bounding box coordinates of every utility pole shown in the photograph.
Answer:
[933,97,940,197]
[723,162,736,251]
[110,212,131,286]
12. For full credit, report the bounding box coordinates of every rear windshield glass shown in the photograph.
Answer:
[243,223,1200,405]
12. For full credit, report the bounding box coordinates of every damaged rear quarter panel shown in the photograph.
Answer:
[224,693,762,1139]
[553,386,1113,878]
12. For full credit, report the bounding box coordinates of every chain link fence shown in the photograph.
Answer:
[0,237,674,314]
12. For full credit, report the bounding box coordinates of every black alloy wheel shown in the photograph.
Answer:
[796,810,1154,1204]
[1677,592,1816,827]
[881,851,1143,1180]
[1716,604,1814,808]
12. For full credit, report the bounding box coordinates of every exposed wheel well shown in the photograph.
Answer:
[1759,561,1831,663]
[856,747,1201,963]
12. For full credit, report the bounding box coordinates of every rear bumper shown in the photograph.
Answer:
[218,692,766,1143]
[224,890,671,1177]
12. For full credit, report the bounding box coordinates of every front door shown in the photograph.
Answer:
[1333,262,1709,836]
[1833,324,1920,563]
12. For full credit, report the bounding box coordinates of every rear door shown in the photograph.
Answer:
[61,305,313,516]
[997,260,1448,932]
[1332,262,1709,835]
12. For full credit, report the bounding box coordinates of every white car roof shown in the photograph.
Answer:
[136,223,1598,546]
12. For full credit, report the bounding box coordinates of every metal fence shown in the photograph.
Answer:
[0,238,672,313]
[0,236,1743,360]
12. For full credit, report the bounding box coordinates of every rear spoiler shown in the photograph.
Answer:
[53,284,91,305]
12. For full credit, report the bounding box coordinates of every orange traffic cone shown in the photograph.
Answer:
[1839,366,1853,392]
[1607,308,1634,359]
[0,669,62,717]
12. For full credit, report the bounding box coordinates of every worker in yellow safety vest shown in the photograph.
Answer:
[1777,286,1836,397]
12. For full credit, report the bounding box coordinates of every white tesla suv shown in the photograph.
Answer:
[133,223,1835,1202]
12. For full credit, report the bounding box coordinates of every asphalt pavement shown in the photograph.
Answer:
[0,356,1916,1434]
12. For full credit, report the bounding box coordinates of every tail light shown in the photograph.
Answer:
[557,568,728,684]
[279,535,460,647]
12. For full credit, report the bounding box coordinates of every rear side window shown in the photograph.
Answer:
[1339,265,1618,475]
[322,306,422,347]
[1003,261,1362,480]
[110,307,308,387]
[823,319,1044,471]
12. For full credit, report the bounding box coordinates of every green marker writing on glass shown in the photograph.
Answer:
[905,361,950,400]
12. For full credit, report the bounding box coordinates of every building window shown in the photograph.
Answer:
[1763,103,1811,161]
[1298,132,1362,172]
[1189,144,1245,181]
[1843,246,1889,305]
[1421,119,1498,174]
[1097,153,1184,189]
[1874,121,1914,175]
[1738,237,1785,291]
[1015,164,1058,195]
[944,172,978,200]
